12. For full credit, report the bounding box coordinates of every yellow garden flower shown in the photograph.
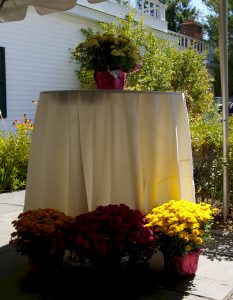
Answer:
[185,245,192,252]
[195,237,203,245]
[192,229,200,236]
[145,199,216,256]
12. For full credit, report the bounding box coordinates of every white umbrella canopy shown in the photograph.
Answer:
[0,0,76,22]
[0,0,105,22]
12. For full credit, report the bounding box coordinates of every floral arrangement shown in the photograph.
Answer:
[69,204,156,268]
[10,208,75,256]
[71,32,141,73]
[145,200,218,256]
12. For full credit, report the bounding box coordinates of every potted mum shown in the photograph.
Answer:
[10,208,74,275]
[71,32,141,90]
[145,200,218,277]
[69,204,156,271]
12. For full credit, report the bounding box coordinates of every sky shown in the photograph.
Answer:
[191,0,209,19]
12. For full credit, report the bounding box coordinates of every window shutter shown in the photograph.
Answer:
[0,47,6,118]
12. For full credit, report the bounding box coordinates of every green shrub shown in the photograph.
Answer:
[0,116,32,192]
[190,109,233,204]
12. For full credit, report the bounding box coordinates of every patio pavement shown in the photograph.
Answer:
[1,191,233,300]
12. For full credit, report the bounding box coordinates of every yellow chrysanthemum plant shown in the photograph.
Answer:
[145,200,218,257]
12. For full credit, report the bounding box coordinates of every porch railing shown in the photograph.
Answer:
[108,0,166,21]
[168,30,215,64]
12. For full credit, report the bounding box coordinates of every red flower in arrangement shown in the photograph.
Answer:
[69,204,156,268]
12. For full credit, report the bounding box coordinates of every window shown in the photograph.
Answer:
[0,47,6,118]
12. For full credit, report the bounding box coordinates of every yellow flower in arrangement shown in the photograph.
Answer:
[185,245,192,252]
[145,199,218,256]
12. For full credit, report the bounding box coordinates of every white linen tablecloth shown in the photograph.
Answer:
[24,90,195,217]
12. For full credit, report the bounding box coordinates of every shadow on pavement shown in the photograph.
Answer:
[202,231,233,261]
[0,245,197,300]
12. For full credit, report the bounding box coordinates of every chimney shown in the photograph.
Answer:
[180,20,203,40]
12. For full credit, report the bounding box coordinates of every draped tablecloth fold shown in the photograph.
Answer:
[24,90,195,217]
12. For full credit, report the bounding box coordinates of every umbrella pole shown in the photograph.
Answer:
[219,0,229,220]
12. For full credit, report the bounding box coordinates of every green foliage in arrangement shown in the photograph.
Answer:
[0,116,32,192]
[74,12,214,116]
[72,32,141,72]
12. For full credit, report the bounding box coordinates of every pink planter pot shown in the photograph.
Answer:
[94,70,126,90]
[163,249,201,277]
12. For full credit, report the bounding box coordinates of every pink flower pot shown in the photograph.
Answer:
[94,70,126,90]
[163,249,201,277]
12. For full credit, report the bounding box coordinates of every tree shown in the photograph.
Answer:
[159,0,199,32]
[202,0,233,96]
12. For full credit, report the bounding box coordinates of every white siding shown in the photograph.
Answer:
[0,7,98,131]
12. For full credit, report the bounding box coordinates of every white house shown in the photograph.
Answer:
[0,0,215,131]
